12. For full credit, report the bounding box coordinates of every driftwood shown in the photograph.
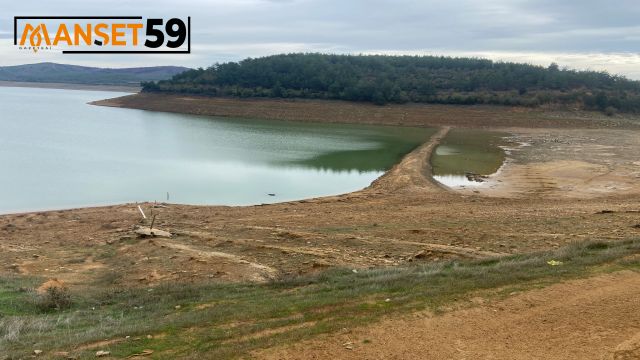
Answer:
[138,205,147,219]
[134,226,171,238]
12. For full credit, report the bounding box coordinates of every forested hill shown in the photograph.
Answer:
[0,63,189,86]
[142,53,640,113]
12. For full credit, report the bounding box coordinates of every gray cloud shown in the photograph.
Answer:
[2,0,640,78]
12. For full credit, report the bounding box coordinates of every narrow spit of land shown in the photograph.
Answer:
[0,81,140,92]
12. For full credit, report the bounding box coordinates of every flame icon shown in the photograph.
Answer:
[19,23,51,53]
[29,25,43,46]
[29,25,44,52]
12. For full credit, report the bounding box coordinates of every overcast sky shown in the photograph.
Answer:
[2,0,640,78]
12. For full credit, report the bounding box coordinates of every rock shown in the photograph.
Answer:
[33,349,43,355]
[613,332,640,360]
[342,341,354,350]
[7,263,20,272]
[312,261,331,268]
[1,223,16,232]
[128,349,154,357]
[134,226,171,238]
[95,350,110,357]
[276,231,303,240]
[470,296,486,305]
[465,172,488,182]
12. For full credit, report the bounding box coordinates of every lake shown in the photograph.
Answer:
[0,87,434,214]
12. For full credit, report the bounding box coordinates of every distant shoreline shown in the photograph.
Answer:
[0,80,140,93]
[92,92,640,129]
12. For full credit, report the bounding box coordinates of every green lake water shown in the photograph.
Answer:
[0,87,434,213]
[431,129,507,187]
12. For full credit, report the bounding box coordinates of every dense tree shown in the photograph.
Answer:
[142,53,640,113]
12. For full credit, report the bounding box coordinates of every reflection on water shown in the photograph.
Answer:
[433,175,484,187]
[287,128,436,172]
[431,129,507,188]
[0,87,433,213]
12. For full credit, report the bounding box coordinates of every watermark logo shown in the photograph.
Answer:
[14,16,191,54]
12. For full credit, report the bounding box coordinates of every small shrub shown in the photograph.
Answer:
[33,287,73,312]
[604,106,617,116]
[585,241,611,250]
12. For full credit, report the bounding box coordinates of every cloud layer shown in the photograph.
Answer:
[2,0,639,78]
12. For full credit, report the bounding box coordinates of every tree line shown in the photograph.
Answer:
[142,53,640,113]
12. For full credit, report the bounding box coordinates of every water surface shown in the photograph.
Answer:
[431,129,507,187]
[0,87,434,213]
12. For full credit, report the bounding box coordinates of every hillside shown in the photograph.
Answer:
[0,62,189,86]
[142,53,640,113]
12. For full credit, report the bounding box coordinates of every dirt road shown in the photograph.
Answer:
[257,270,640,360]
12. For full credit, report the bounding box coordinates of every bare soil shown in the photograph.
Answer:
[460,127,640,198]
[256,270,640,360]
